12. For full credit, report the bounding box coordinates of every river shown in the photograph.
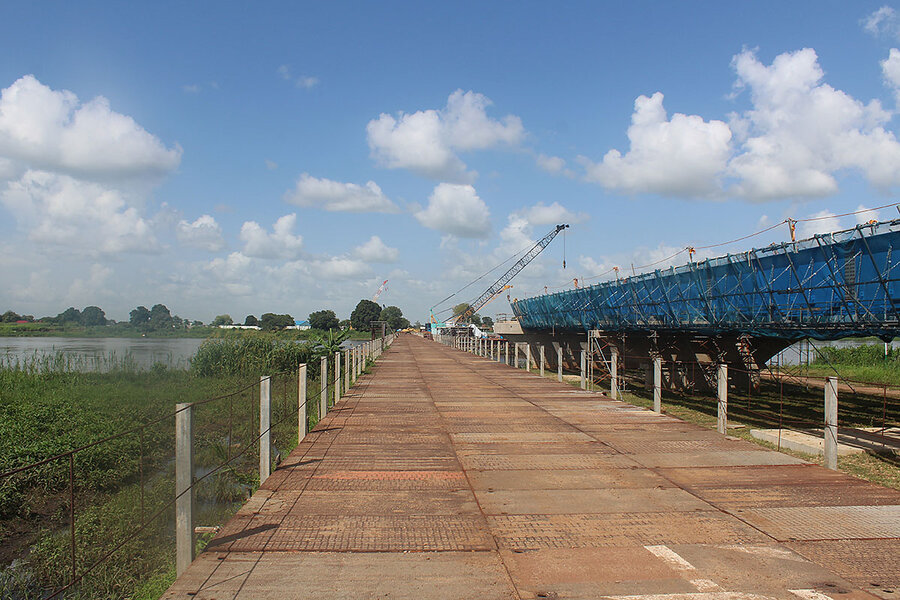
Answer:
[0,337,205,371]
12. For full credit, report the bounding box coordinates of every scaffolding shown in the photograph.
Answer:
[512,220,900,342]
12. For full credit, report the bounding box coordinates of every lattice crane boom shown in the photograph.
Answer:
[453,224,569,324]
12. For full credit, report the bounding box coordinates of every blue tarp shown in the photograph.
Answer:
[512,220,900,341]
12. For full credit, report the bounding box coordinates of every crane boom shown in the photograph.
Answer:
[454,224,569,323]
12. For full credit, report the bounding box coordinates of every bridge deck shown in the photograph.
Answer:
[164,335,900,599]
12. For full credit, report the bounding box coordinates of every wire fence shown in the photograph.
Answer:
[0,336,391,600]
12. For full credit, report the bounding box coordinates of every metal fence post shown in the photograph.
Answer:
[557,346,563,382]
[299,364,307,441]
[540,345,545,377]
[653,357,662,413]
[334,351,341,407]
[260,376,272,484]
[580,350,586,389]
[610,348,619,400]
[320,356,328,419]
[717,364,728,434]
[175,402,194,577]
[825,377,838,470]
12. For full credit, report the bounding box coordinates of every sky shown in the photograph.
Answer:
[3,1,900,324]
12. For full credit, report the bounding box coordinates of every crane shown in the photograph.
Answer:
[450,224,569,324]
[372,279,388,302]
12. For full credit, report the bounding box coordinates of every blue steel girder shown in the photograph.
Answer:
[512,220,900,341]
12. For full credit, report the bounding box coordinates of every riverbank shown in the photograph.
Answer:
[0,322,376,340]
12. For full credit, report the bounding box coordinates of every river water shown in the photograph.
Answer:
[0,337,205,371]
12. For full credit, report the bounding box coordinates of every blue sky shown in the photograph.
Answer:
[2,1,900,324]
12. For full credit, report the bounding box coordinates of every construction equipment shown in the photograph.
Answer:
[450,224,569,324]
[372,279,388,302]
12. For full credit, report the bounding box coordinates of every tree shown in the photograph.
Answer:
[1,310,21,323]
[339,319,351,329]
[481,316,494,329]
[380,306,408,330]
[81,306,107,326]
[212,314,233,326]
[57,307,82,324]
[244,315,258,326]
[308,309,339,331]
[452,303,472,321]
[260,313,294,331]
[149,304,173,330]
[130,306,151,328]
[350,299,381,330]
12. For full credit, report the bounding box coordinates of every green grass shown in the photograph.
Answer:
[0,339,343,599]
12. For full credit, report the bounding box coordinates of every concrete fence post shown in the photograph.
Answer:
[653,357,662,413]
[825,377,838,470]
[298,364,307,441]
[610,348,619,400]
[717,364,728,434]
[557,346,563,382]
[260,376,272,484]
[505,341,509,365]
[526,344,532,373]
[580,350,586,390]
[515,343,520,369]
[344,349,350,391]
[540,345,545,377]
[320,356,328,419]
[334,351,341,407]
[175,402,194,577]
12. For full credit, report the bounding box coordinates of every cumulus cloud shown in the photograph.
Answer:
[353,235,399,263]
[414,183,491,238]
[580,92,732,197]
[1,170,158,254]
[863,6,900,40]
[366,89,524,182]
[284,173,399,212]
[176,214,225,251]
[535,154,567,174]
[729,48,900,199]
[854,204,881,225]
[0,75,181,179]
[882,48,900,104]
[797,210,840,239]
[277,65,319,89]
[518,201,587,226]
[239,214,304,259]
[308,257,370,279]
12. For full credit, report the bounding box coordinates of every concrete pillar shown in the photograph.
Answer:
[825,377,838,470]
[344,349,350,391]
[320,356,328,419]
[260,376,272,483]
[515,343,520,369]
[299,364,307,441]
[610,347,619,400]
[334,351,341,407]
[557,346,563,382]
[653,357,662,413]
[717,364,728,434]
[526,344,531,372]
[540,345,545,377]
[580,350,586,390]
[175,402,194,577]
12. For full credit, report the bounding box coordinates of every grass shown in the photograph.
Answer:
[0,340,342,599]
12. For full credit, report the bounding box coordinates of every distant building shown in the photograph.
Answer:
[217,324,261,330]
[285,320,311,331]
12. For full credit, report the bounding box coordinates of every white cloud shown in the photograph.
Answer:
[239,213,304,259]
[728,48,900,200]
[414,183,491,238]
[535,154,566,174]
[366,89,524,182]
[176,214,225,252]
[854,204,881,225]
[881,48,900,104]
[284,173,399,212]
[277,65,318,89]
[309,257,370,279]
[353,235,399,263]
[519,201,587,226]
[265,159,278,170]
[863,6,900,40]
[1,170,158,254]
[580,92,732,197]
[0,75,181,179]
[797,210,840,239]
